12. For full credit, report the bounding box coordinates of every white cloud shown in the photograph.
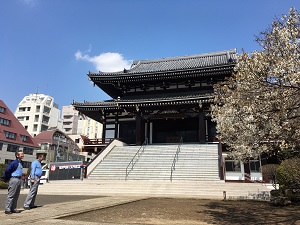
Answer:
[75,51,132,72]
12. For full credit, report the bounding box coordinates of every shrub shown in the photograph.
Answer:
[276,158,300,189]
[261,164,279,188]
[270,189,281,197]
[0,163,7,178]
[0,180,8,189]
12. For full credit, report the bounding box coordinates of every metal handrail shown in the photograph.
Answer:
[170,137,183,181]
[125,138,148,180]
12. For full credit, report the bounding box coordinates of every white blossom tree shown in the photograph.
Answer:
[211,8,300,160]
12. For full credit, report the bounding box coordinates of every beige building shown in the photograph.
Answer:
[62,106,80,135]
[78,117,102,139]
[34,129,84,164]
[61,106,103,162]
[62,106,102,139]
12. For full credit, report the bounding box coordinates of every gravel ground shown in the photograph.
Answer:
[62,198,300,225]
[0,190,299,225]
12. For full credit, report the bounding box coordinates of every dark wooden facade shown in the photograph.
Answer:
[73,49,237,145]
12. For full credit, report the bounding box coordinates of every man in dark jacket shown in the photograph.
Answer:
[3,150,24,214]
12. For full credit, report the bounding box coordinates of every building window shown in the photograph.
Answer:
[225,159,241,172]
[7,144,19,152]
[249,160,261,172]
[34,115,39,122]
[33,124,38,131]
[0,106,6,114]
[46,99,52,106]
[17,116,25,121]
[20,135,28,142]
[40,143,48,150]
[41,125,48,132]
[0,142,3,150]
[4,131,16,139]
[19,107,26,112]
[43,106,51,114]
[23,147,34,155]
[0,117,10,126]
[36,105,40,112]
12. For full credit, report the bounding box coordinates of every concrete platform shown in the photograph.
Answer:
[0,195,149,225]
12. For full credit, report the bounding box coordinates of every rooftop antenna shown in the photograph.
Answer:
[34,87,39,101]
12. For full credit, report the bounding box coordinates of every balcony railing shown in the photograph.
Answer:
[83,138,114,145]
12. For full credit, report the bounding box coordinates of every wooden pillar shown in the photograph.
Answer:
[102,121,106,143]
[145,120,150,142]
[115,114,119,139]
[199,111,206,143]
[136,113,142,145]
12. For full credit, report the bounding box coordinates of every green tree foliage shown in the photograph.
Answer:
[0,163,8,189]
[212,8,300,160]
[276,158,300,189]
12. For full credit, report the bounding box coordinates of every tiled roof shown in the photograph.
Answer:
[34,129,69,144]
[73,92,213,108]
[89,49,237,76]
[34,130,56,144]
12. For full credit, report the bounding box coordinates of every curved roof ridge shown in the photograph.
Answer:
[89,49,237,76]
[132,49,237,64]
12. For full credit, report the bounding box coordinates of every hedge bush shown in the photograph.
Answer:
[0,180,8,189]
[0,163,8,189]
[276,158,300,189]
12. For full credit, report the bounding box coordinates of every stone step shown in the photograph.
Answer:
[37,180,273,199]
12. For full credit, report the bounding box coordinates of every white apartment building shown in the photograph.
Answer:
[14,94,63,137]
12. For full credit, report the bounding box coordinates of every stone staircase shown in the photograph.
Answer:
[171,144,219,181]
[126,145,178,180]
[88,144,220,181]
[88,146,141,180]
[39,144,274,200]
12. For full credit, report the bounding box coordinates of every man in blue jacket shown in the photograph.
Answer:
[3,150,24,214]
[23,154,44,210]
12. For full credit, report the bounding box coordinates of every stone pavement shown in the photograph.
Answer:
[0,179,274,225]
[0,195,151,225]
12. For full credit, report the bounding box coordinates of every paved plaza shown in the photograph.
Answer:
[0,181,299,225]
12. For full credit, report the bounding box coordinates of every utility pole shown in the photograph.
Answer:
[55,136,60,162]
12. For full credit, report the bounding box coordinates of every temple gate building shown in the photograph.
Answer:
[73,49,237,146]
[73,49,265,182]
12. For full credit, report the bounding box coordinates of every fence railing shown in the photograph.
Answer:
[83,138,114,145]
[125,138,148,180]
[170,137,183,181]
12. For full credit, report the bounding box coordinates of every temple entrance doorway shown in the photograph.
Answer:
[152,118,199,143]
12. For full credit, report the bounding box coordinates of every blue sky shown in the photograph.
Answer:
[1,0,300,112]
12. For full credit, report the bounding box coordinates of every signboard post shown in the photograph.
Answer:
[49,161,84,180]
